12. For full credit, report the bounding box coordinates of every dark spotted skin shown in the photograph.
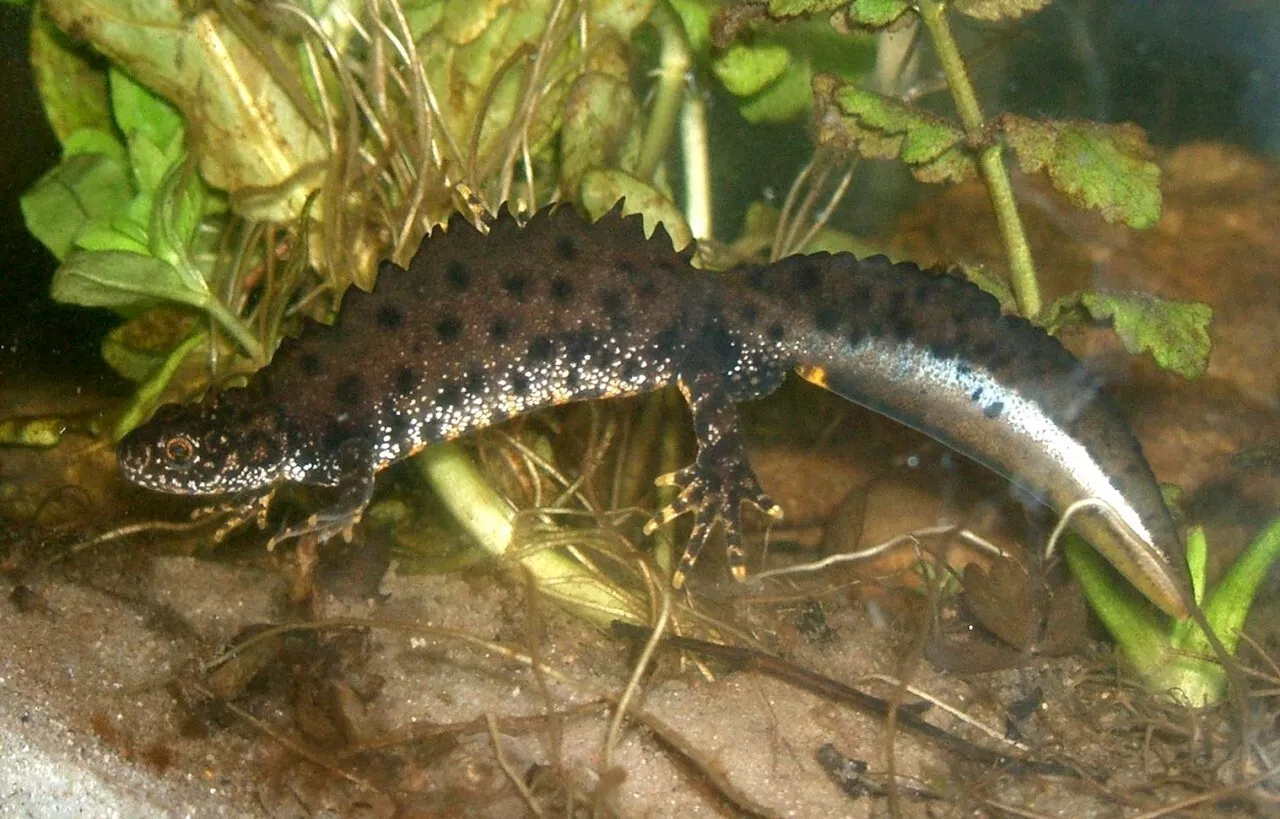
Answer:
[119,203,1190,616]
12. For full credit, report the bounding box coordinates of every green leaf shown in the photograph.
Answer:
[953,0,1052,21]
[560,73,640,193]
[1077,292,1212,379]
[667,0,715,54]
[29,8,112,144]
[1001,115,1162,229]
[579,169,693,252]
[1197,517,1280,659]
[62,128,128,166]
[109,68,184,155]
[52,250,210,313]
[101,307,197,382]
[845,0,912,27]
[74,221,151,255]
[20,152,134,260]
[957,263,1017,313]
[713,44,792,97]
[813,74,975,183]
[589,0,657,37]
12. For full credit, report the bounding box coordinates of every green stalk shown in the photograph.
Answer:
[204,297,266,364]
[915,0,1042,318]
[417,443,648,628]
[635,2,690,183]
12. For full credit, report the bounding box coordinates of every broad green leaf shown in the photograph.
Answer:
[845,0,912,27]
[813,74,975,183]
[62,128,128,166]
[20,152,134,260]
[45,0,327,221]
[580,169,693,252]
[29,8,111,144]
[74,221,151,255]
[1001,115,1162,229]
[713,44,791,97]
[954,0,1052,20]
[52,250,209,313]
[561,73,640,192]
[110,69,184,154]
[129,133,174,197]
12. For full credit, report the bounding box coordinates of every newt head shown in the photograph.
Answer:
[118,388,290,496]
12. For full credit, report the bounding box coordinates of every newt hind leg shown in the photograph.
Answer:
[644,373,784,587]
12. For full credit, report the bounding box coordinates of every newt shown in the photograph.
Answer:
[118,203,1191,618]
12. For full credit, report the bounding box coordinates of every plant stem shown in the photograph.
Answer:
[205,297,266,363]
[636,2,690,184]
[915,0,1042,318]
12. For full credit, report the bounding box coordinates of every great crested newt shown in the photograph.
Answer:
[118,203,1191,618]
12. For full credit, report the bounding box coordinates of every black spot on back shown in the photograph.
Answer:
[501,273,529,300]
[550,276,575,304]
[436,315,462,343]
[555,235,578,261]
[621,358,641,380]
[972,387,984,401]
[654,327,679,357]
[741,304,759,326]
[511,372,530,396]
[489,317,511,344]
[616,258,638,279]
[600,289,625,317]
[335,374,363,407]
[300,353,322,376]
[383,399,409,439]
[395,367,417,396]
[767,322,786,343]
[796,260,822,292]
[377,304,404,330]
[566,332,594,362]
[528,336,556,363]
[437,382,463,408]
[445,260,470,291]
[814,305,841,333]
[744,265,767,291]
[984,401,1005,419]
[464,370,487,395]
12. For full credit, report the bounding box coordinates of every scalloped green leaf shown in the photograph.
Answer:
[813,74,975,183]
[713,44,792,97]
[1078,292,1211,379]
[845,0,912,27]
[1002,115,1162,229]
[954,0,1052,21]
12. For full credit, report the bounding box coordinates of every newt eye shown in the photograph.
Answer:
[164,435,196,465]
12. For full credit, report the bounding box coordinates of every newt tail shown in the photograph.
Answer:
[118,203,1191,618]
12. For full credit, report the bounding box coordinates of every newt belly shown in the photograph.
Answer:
[118,203,1191,618]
